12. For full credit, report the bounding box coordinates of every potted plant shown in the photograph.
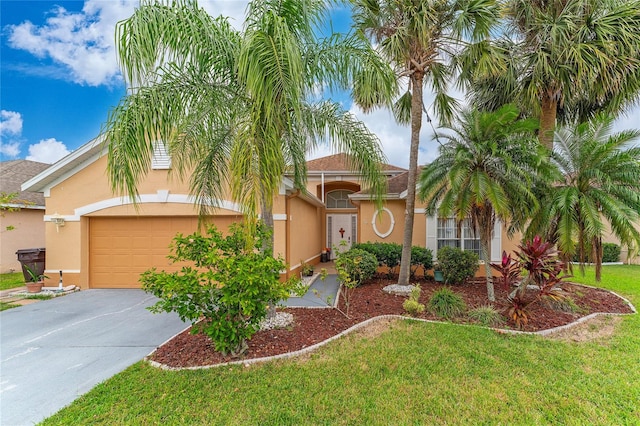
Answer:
[24,264,48,293]
[433,262,444,283]
[300,261,314,277]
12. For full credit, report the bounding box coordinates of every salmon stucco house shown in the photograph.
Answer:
[21,134,527,289]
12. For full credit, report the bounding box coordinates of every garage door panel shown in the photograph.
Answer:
[89,217,205,288]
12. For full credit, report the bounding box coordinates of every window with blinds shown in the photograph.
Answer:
[437,217,480,256]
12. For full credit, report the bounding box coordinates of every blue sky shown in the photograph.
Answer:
[1,1,639,167]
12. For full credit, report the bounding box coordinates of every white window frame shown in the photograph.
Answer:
[325,189,355,209]
[426,215,501,262]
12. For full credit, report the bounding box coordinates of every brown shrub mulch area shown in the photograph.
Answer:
[149,276,633,368]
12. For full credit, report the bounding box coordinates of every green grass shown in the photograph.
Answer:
[0,272,26,291]
[0,301,19,311]
[41,265,640,425]
[24,293,54,300]
[569,264,640,293]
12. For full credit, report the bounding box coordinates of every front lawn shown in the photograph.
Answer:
[41,265,640,425]
[0,272,26,291]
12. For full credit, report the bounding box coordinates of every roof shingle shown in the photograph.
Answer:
[306,153,405,173]
[0,160,50,207]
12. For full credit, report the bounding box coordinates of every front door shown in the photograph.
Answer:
[327,214,356,259]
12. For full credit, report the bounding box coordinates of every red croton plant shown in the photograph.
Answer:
[490,236,570,329]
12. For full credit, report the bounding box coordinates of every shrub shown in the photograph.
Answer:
[603,243,621,263]
[428,287,466,319]
[403,285,425,316]
[353,242,401,277]
[436,246,479,284]
[571,242,620,263]
[141,222,298,357]
[353,243,434,279]
[335,247,378,318]
[410,246,434,278]
[467,305,504,327]
[335,248,378,286]
[504,236,570,329]
[489,251,521,292]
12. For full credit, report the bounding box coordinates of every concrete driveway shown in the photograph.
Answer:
[0,290,187,426]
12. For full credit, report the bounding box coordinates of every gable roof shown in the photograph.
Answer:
[305,153,405,175]
[350,167,422,200]
[0,160,50,208]
[21,136,105,195]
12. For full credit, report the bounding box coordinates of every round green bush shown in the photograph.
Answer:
[572,242,620,263]
[603,243,621,263]
[436,246,479,284]
[335,248,378,286]
[411,246,434,275]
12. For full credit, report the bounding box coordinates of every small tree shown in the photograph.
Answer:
[334,247,377,318]
[141,221,298,357]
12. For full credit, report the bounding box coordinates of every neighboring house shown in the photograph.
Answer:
[21,139,638,289]
[0,160,50,273]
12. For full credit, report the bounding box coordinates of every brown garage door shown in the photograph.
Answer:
[89,216,235,288]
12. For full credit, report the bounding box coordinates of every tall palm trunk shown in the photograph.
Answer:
[592,236,603,282]
[539,94,557,150]
[260,185,277,319]
[398,73,423,285]
[480,222,495,302]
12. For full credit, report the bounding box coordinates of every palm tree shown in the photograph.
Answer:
[104,0,395,244]
[418,105,546,301]
[351,0,500,286]
[526,114,640,282]
[467,0,640,149]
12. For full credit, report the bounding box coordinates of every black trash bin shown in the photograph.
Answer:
[16,248,46,282]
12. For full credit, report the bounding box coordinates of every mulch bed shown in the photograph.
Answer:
[149,276,634,368]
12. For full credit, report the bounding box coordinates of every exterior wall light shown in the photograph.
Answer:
[51,213,65,232]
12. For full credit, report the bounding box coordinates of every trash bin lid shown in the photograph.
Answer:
[16,248,46,254]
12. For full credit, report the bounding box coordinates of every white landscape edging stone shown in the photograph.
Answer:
[145,285,636,371]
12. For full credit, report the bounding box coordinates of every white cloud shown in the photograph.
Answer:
[0,110,23,136]
[7,1,136,86]
[306,105,440,169]
[0,110,24,158]
[0,142,21,158]
[308,83,466,169]
[5,1,250,87]
[26,138,70,164]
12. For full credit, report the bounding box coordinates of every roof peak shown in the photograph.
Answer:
[305,153,405,173]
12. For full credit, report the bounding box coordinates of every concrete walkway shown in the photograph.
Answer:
[282,273,340,308]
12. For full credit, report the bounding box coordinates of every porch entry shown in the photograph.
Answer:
[326,214,357,259]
